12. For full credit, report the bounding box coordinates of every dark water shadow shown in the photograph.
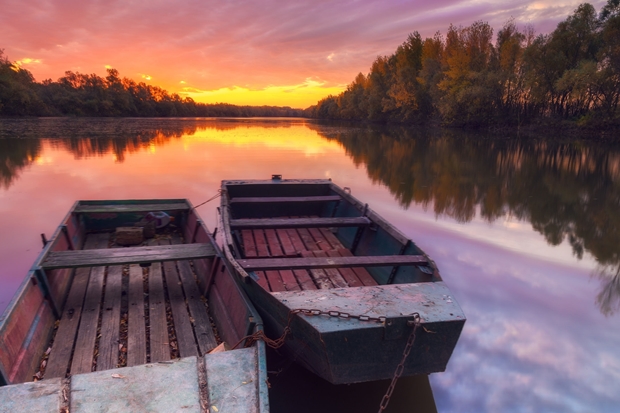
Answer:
[267,349,437,413]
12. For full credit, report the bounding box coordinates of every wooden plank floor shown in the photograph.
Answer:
[238,218,378,292]
[43,232,219,380]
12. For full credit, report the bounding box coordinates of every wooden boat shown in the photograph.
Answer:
[220,177,466,385]
[0,199,269,413]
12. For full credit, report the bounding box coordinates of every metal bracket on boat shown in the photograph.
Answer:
[33,267,61,319]
[383,315,418,340]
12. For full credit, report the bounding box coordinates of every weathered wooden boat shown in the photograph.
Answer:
[220,177,466,385]
[0,199,269,413]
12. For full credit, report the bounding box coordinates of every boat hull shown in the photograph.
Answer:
[220,178,466,385]
[240,276,464,384]
[1,199,269,412]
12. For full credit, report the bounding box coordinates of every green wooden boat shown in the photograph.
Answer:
[0,199,269,413]
[220,178,466,385]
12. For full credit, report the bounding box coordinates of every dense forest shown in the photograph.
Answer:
[307,1,620,129]
[0,54,303,117]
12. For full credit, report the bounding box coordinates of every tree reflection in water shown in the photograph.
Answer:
[310,123,620,316]
[593,264,620,316]
[0,138,41,189]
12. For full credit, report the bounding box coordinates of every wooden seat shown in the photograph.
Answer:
[237,255,428,271]
[73,202,189,213]
[230,217,370,230]
[41,243,216,269]
[229,195,341,204]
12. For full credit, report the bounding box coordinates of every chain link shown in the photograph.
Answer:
[378,313,421,413]
[232,308,387,350]
[295,308,387,323]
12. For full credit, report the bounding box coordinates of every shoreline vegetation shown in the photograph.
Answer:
[1,1,619,136]
[0,52,304,118]
[305,1,620,134]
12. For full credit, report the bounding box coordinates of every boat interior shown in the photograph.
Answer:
[222,179,442,292]
[42,231,222,380]
[0,200,257,385]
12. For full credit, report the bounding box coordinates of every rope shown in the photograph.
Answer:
[191,189,222,211]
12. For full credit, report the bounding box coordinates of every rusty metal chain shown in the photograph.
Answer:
[295,308,387,323]
[232,308,422,413]
[232,308,387,350]
[378,313,421,413]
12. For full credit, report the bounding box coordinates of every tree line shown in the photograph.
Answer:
[0,55,303,117]
[306,1,620,128]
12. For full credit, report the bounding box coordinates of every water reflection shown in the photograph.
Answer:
[2,120,620,317]
[0,117,312,170]
[0,139,41,189]
[593,264,620,316]
[1,118,619,412]
[309,124,620,316]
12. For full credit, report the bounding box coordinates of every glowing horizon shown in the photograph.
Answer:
[1,0,607,108]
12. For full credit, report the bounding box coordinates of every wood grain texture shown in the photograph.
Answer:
[337,248,379,286]
[313,251,348,288]
[229,195,340,204]
[238,254,427,271]
[45,235,102,379]
[230,217,370,229]
[42,243,216,270]
[126,265,146,367]
[147,261,169,363]
[301,251,332,289]
[96,263,122,371]
[160,240,198,358]
[70,233,110,375]
[327,250,363,288]
[171,235,217,354]
[73,203,189,213]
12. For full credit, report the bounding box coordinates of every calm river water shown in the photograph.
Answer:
[1,118,618,412]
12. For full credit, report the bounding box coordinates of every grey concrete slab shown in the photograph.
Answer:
[0,378,62,413]
[71,357,201,413]
[205,347,258,413]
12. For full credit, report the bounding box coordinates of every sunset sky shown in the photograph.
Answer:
[1,0,607,108]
